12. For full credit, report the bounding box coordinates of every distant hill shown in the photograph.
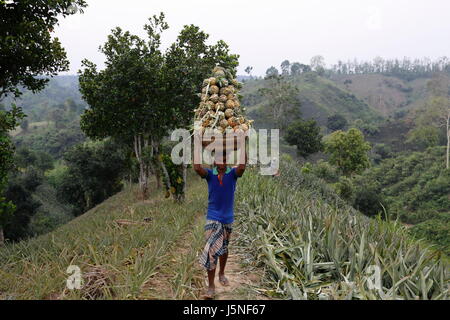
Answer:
[328,73,450,119]
[1,75,86,122]
[241,72,384,130]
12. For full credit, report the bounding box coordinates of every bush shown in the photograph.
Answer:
[333,176,354,202]
[353,183,387,218]
[311,160,340,183]
[410,214,450,255]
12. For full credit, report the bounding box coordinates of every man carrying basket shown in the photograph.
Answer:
[193,131,247,299]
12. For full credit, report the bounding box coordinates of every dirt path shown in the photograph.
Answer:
[142,211,268,300]
[212,251,267,300]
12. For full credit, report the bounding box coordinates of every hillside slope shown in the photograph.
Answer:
[329,73,450,118]
[241,73,384,129]
[235,162,449,299]
[1,165,448,300]
[0,179,208,299]
[0,175,266,300]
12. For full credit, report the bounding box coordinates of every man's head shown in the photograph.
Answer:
[213,151,227,172]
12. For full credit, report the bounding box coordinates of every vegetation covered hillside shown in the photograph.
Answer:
[357,147,450,254]
[235,162,448,300]
[1,164,448,300]
[241,72,383,130]
[330,73,450,119]
[3,76,86,123]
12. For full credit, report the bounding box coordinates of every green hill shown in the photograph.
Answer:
[358,147,450,254]
[329,73,450,119]
[2,75,86,122]
[1,164,448,300]
[241,73,384,129]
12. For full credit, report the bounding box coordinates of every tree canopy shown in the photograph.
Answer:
[79,13,239,197]
[324,128,371,176]
[0,0,87,99]
[285,119,323,158]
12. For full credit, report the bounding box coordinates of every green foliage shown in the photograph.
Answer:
[28,183,73,237]
[0,105,25,228]
[0,0,87,98]
[333,176,355,202]
[3,167,43,241]
[407,91,449,152]
[15,147,54,172]
[285,119,323,158]
[324,128,371,176]
[160,153,184,199]
[372,143,393,162]
[327,114,348,131]
[352,119,380,136]
[56,139,129,215]
[243,69,383,134]
[257,76,301,130]
[13,120,85,158]
[410,213,450,255]
[360,147,449,224]
[0,180,208,299]
[235,161,448,300]
[407,125,440,149]
[80,14,239,142]
[2,77,87,123]
[353,181,386,218]
[310,160,340,182]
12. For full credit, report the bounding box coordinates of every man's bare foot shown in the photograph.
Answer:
[218,274,229,286]
[204,287,215,299]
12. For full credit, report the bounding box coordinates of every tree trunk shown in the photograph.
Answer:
[155,169,162,189]
[152,142,162,189]
[134,134,150,199]
[181,164,187,201]
[0,227,4,246]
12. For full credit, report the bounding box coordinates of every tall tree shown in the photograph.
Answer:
[79,16,167,198]
[79,13,239,199]
[408,76,450,168]
[245,66,253,77]
[324,128,371,176]
[265,66,279,78]
[281,60,291,75]
[327,114,348,132]
[258,76,301,130]
[310,55,325,75]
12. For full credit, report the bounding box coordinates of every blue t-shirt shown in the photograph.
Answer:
[203,167,239,224]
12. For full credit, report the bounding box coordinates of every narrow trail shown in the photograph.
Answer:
[141,209,268,300]
[212,251,268,300]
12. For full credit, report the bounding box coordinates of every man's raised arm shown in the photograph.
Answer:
[193,131,207,178]
[235,132,247,177]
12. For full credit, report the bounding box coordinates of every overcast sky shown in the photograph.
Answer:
[54,0,450,76]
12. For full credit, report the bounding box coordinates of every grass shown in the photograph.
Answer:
[0,176,208,300]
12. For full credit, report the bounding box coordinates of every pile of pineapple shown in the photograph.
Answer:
[194,66,253,134]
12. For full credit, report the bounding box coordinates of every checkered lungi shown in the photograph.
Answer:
[199,220,233,271]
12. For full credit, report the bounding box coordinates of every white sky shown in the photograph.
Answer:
[54,0,450,76]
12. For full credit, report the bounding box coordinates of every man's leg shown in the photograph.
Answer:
[218,252,230,286]
[206,268,216,298]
